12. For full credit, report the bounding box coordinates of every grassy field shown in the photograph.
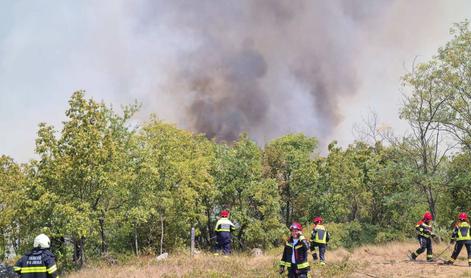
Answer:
[65,241,471,277]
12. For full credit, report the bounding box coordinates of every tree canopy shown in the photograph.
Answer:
[1,21,471,270]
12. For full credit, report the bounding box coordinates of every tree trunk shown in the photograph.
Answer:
[160,213,164,255]
[206,208,212,246]
[237,224,246,250]
[134,224,139,256]
[99,214,108,254]
[73,236,85,268]
[285,183,291,226]
[427,187,436,219]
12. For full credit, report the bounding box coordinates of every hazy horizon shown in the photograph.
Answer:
[1,1,470,162]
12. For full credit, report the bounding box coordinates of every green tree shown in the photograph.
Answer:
[132,119,216,253]
[212,134,284,249]
[263,134,318,226]
[34,91,137,266]
[0,156,26,259]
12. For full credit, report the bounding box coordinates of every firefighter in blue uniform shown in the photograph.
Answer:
[445,212,471,266]
[14,234,59,278]
[279,222,310,278]
[310,216,330,265]
[214,210,235,255]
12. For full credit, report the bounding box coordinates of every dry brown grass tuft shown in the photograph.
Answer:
[65,241,471,277]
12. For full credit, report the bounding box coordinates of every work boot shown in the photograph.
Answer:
[444,260,454,265]
[312,253,318,261]
[320,261,326,266]
[410,252,417,261]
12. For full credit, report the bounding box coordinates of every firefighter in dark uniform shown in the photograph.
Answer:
[445,212,471,266]
[214,210,235,255]
[279,222,310,278]
[14,234,59,278]
[310,216,330,265]
[410,211,434,261]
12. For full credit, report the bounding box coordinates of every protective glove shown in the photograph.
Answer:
[279,267,285,274]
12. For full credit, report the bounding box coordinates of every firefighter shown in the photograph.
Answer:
[279,222,310,278]
[214,210,235,255]
[14,234,59,278]
[445,212,471,266]
[310,216,330,265]
[410,211,434,261]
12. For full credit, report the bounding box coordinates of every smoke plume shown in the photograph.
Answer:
[1,0,470,161]
[145,1,374,141]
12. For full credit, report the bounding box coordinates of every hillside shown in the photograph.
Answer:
[65,241,471,278]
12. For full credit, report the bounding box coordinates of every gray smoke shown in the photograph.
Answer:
[2,0,470,161]
[136,1,388,141]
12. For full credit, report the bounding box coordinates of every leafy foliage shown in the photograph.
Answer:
[2,21,471,271]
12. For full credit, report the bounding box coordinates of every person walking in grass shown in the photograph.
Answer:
[410,211,434,262]
[445,212,471,267]
[279,222,310,278]
[310,216,330,265]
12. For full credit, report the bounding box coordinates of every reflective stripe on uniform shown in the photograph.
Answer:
[47,264,58,274]
[297,262,309,269]
[279,261,291,267]
[21,266,47,273]
[13,266,21,271]
[417,225,431,238]
[215,218,235,232]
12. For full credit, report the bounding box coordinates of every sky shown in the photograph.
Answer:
[0,1,470,162]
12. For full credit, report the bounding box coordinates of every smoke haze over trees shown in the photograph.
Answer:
[1,1,471,273]
[1,1,471,161]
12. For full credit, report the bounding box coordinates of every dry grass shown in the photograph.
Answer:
[65,241,471,277]
[65,251,280,278]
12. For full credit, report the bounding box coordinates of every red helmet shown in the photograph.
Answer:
[220,210,230,218]
[289,222,302,231]
[459,212,468,220]
[313,216,323,224]
[423,211,433,221]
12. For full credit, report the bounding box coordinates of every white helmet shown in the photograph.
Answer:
[33,234,50,249]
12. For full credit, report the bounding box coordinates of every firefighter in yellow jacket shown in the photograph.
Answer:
[310,216,330,265]
[214,210,235,255]
[445,212,471,266]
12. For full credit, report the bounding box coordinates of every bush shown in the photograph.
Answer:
[326,222,391,249]
[375,231,404,244]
